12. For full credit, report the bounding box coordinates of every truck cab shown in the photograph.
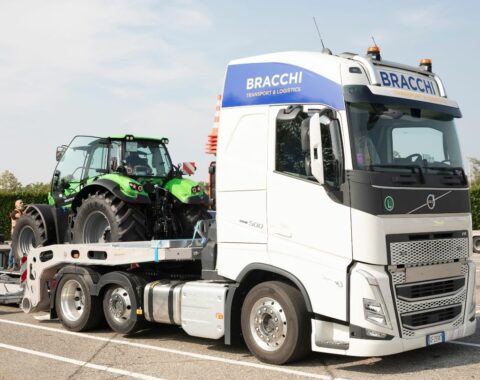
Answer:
[215,48,475,357]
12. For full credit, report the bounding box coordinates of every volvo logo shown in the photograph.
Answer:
[427,194,436,210]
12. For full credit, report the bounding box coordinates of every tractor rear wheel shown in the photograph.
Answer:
[72,191,146,243]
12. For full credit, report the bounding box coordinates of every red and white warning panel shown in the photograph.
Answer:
[205,95,221,155]
[182,162,197,176]
[20,255,28,284]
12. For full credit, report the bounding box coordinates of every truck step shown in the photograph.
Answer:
[315,340,349,350]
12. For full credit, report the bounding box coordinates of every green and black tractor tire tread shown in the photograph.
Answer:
[12,209,49,258]
[179,205,212,237]
[72,190,147,243]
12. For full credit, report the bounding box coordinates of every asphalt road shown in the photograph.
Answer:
[0,256,479,380]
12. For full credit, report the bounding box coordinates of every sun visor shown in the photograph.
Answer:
[343,85,462,118]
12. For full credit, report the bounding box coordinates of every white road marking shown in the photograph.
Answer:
[0,342,164,380]
[449,341,480,349]
[0,318,341,380]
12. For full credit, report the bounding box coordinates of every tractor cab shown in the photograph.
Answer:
[51,135,174,206]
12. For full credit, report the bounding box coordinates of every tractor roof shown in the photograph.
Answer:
[108,134,167,141]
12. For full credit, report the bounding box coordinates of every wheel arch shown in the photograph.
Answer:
[50,265,102,319]
[224,264,313,345]
[95,271,146,311]
[71,179,150,212]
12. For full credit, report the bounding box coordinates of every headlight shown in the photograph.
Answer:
[363,298,389,327]
[358,269,392,329]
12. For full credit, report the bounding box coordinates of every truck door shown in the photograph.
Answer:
[267,105,352,320]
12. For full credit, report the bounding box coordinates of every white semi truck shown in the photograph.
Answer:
[5,46,477,365]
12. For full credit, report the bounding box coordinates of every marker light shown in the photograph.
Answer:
[191,185,202,194]
[129,182,143,192]
[419,58,432,72]
[367,45,381,61]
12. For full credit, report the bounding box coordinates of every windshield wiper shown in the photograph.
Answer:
[426,166,467,185]
[367,164,425,184]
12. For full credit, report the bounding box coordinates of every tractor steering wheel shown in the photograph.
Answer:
[405,153,422,163]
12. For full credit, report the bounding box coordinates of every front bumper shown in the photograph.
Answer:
[311,261,477,356]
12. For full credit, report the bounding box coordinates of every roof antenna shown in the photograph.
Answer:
[313,17,332,55]
[371,36,378,47]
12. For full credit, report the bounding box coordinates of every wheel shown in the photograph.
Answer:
[12,211,48,260]
[55,274,103,331]
[102,282,145,334]
[72,191,146,243]
[473,235,480,254]
[241,281,311,364]
[178,205,211,237]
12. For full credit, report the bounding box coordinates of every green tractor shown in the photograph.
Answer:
[13,135,210,257]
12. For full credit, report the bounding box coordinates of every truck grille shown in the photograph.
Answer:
[387,231,468,265]
[401,305,462,330]
[396,277,465,301]
[388,231,469,338]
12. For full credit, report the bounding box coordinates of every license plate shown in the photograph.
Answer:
[426,332,445,346]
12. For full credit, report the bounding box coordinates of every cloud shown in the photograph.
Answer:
[0,0,213,111]
[0,0,216,184]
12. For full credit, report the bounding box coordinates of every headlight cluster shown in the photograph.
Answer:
[363,298,389,327]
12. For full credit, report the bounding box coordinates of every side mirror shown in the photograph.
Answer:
[300,119,310,154]
[328,119,344,185]
[52,170,61,189]
[56,145,67,161]
[309,113,325,184]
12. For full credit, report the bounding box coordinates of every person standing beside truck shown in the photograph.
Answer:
[7,200,24,271]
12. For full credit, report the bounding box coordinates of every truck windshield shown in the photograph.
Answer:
[347,103,464,173]
[123,140,172,177]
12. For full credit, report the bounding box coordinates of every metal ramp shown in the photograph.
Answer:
[0,272,22,304]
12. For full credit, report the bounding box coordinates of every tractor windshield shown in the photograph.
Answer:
[122,140,172,177]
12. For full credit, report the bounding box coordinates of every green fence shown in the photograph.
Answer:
[0,190,49,240]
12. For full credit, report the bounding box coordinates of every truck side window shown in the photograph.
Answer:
[275,111,311,178]
[275,108,343,189]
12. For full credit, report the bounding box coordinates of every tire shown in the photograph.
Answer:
[473,235,480,254]
[12,211,48,260]
[55,274,103,331]
[102,276,146,334]
[72,191,146,243]
[241,281,311,364]
[178,205,211,237]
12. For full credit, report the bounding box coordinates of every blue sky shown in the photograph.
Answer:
[0,0,478,184]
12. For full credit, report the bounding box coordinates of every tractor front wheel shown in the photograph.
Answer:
[178,205,211,238]
[12,210,49,260]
